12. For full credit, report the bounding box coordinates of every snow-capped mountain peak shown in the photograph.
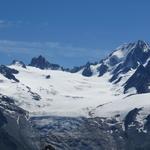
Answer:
[68,40,150,96]
[104,40,150,67]
[74,40,149,81]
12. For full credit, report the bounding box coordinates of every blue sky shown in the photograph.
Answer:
[0,0,150,67]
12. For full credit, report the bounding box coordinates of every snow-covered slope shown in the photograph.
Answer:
[0,40,150,120]
[91,93,150,118]
[0,65,145,119]
[2,65,121,117]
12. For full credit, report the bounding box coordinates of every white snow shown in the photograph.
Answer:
[0,65,149,120]
[0,65,120,117]
[90,64,101,76]
[112,49,125,59]
[92,93,150,118]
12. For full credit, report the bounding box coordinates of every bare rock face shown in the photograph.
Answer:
[30,107,150,150]
[0,65,19,82]
[82,62,93,77]
[29,55,60,70]
[0,95,41,150]
[31,116,125,150]
[124,61,150,94]
[97,63,108,77]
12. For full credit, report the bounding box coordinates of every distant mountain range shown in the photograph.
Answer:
[1,40,150,149]
[11,40,150,94]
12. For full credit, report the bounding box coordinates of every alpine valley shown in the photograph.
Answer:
[1,40,150,150]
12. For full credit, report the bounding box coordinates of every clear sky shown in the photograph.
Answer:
[0,0,150,67]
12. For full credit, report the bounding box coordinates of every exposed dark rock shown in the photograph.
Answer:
[114,76,122,84]
[123,108,150,150]
[109,55,120,66]
[0,110,7,127]
[0,95,40,150]
[144,114,150,131]
[46,75,51,79]
[0,65,18,74]
[109,72,119,82]
[69,62,98,75]
[124,108,142,130]
[11,60,26,68]
[112,63,123,75]
[31,110,150,150]
[42,145,55,150]
[97,63,108,77]
[26,86,41,101]
[120,40,150,72]
[108,40,150,85]
[82,62,93,77]
[1,95,15,104]
[0,65,19,82]
[124,65,150,93]
[29,55,60,70]
[31,116,125,150]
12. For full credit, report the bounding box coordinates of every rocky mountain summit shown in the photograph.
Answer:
[29,55,61,70]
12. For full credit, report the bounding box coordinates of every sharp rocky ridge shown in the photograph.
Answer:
[73,40,150,94]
